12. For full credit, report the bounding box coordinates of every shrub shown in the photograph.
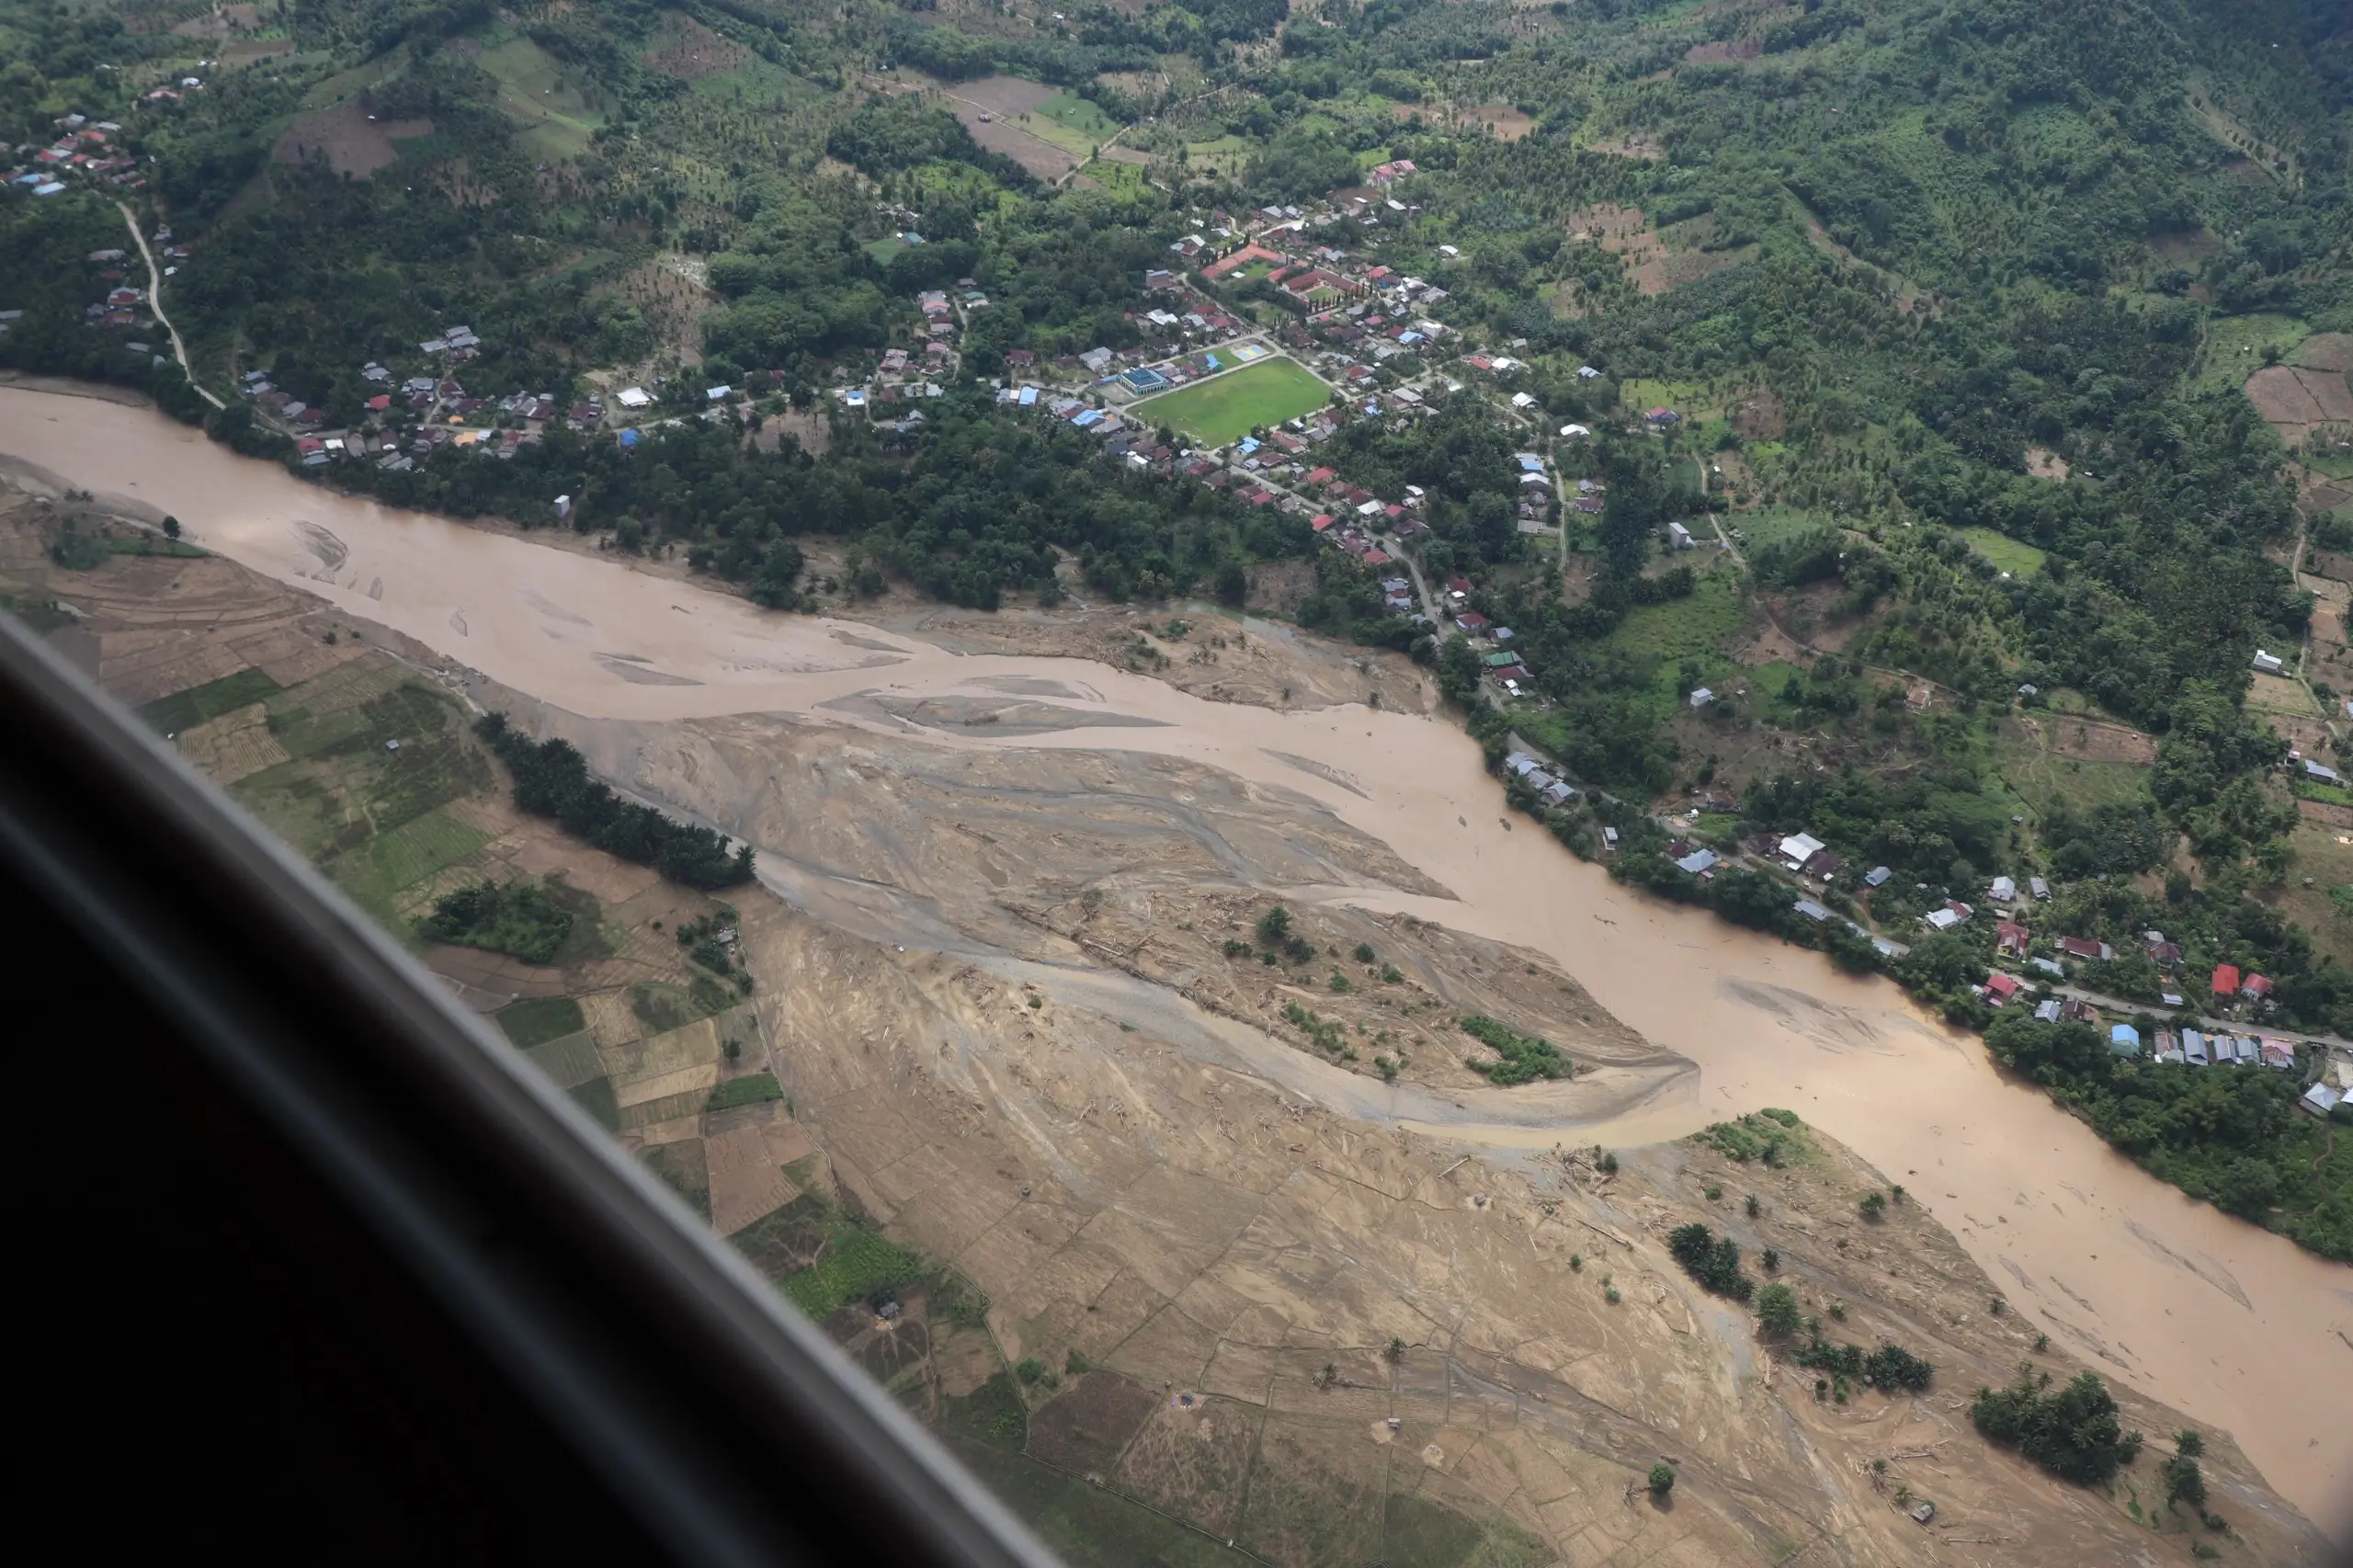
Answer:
[1756,1283,1802,1337]
[2164,1453,2207,1510]
[1647,1462,1675,1496]
[1859,1190,1887,1221]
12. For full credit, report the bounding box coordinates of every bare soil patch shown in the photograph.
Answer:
[2149,227,2223,266]
[1025,1369,1165,1472]
[171,4,260,38]
[1630,244,1753,296]
[2024,712,2159,767]
[2246,364,2353,435]
[2294,332,2353,374]
[1730,388,1785,439]
[272,99,432,178]
[1445,104,1537,141]
[947,74,1059,117]
[643,15,747,80]
[1683,37,1762,63]
[2026,444,2070,480]
[1585,133,1665,160]
[220,39,295,69]
[2303,548,2353,583]
[957,113,1080,182]
[1566,202,1648,246]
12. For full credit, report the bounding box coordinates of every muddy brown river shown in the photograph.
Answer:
[5,386,2347,1535]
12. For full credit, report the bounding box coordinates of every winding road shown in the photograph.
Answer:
[118,201,222,411]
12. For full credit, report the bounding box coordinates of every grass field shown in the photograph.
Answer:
[1960,526,2047,575]
[1180,134,1252,175]
[688,56,823,109]
[2191,312,2309,393]
[1131,358,1330,446]
[708,1071,785,1112]
[140,666,283,735]
[477,34,601,159]
[1620,377,1716,418]
[1608,563,1746,662]
[947,1437,1252,1568]
[1731,504,1832,551]
[1995,741,2152,819]
[781,1224,925,1320]
[498,994,587,1048]
[1018,92,1120,157]
[339,805,490,893]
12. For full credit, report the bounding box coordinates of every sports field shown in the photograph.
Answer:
[1131,357,1330,447]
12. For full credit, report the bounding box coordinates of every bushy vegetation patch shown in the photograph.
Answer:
[416,880,574,965]
[1457,1015,1572,1085]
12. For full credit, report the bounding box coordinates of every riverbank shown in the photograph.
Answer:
[1,381,2346,1538]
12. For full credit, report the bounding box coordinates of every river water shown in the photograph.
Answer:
[5,386,2347,1534]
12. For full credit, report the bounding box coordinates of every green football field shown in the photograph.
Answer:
[1132,357,1332,447]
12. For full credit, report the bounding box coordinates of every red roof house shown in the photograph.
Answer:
[1984,973,2021,1006]
[2241,973,2272,1000]
[1995,921,2029,957]
[2212,963,2241,998]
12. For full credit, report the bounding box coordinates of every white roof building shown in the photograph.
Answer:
[1779,833,1826,866]
[615,386,653,410]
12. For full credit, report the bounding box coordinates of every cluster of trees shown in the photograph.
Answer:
[1984,1010,2350,1260]
[476,715,755,889]
[1971,1365,2142,1485]
[416,880,575,965]
[1456,1015,1571,1085]
[1790,1335,1934,1395]
[1665,1221,1754,1302]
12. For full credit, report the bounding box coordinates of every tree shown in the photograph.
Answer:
[1647,1462,1676,1497]
[162,515,180,540]
[1256,905,1292,946]
[2164,1452,2207,1510]
[1437,635,1483,707]
[1756,1282,1802,1337]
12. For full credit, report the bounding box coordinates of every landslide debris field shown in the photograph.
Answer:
[0,473,2334,1566]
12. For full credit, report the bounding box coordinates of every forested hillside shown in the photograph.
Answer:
[2,0,2349,1258]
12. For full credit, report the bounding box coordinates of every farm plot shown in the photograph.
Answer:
[2246,363,2353,446]
[1959,527,2047,575]
[475,34,603,160]
[271,98,432,176]
[935,74,1085,181]
[1131,358,1330,447]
